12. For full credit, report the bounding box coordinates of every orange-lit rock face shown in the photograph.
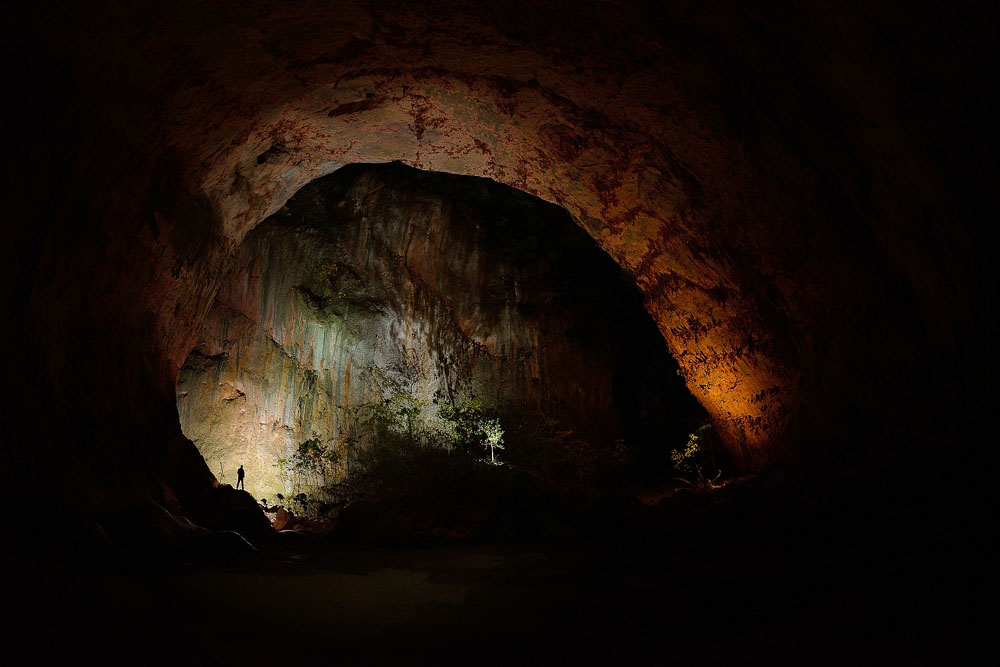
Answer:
[2,2,988,515]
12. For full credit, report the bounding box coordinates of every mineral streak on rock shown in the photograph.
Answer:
[178,163,696,497]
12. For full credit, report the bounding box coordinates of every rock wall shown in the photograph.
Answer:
[178,163,699,498]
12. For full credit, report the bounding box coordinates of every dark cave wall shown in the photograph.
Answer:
[0,1,991,519]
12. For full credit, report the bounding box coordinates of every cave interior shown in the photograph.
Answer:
[1,1,993,664]
[177,162,710,505]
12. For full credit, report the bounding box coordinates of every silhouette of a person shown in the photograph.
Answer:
[236,464,245,490]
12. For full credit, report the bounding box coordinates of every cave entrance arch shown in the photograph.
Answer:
[165,73,796,472]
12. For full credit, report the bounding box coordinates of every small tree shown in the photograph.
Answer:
[479,417,505,465]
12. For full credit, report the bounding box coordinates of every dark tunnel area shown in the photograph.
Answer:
[0,1,994,664]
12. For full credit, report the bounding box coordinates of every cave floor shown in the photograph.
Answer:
[7,539,889,665]
[6,461,988,666]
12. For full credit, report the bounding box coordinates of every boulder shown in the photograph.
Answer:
[272,507,295,531]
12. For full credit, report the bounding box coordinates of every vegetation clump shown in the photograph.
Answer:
[266,387,510,520]
[670,422,724,490]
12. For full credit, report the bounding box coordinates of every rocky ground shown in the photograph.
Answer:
[4,439,989,666]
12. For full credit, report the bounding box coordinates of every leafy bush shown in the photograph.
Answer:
[266,382,511,515]
[305,392,507,501]
[436,397,485,452]
[671,423,723,489]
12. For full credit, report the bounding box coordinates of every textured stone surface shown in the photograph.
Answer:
[0,1,991,525]
[178,163,698,498]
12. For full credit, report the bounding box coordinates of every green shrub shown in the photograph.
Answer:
[671,423,722,489]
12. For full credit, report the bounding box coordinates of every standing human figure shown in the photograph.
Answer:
[236,464,245,490]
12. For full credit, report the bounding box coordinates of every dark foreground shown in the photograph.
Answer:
[5,453,989,666]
